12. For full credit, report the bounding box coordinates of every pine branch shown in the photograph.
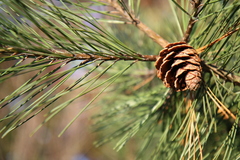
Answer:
[0,47,157,61]
[102,0,169,47]
[0,1,239,158]
[201,62,240,86]
[182,0,203,42]
[1,45,240,87]
[196,27,240,53]
[99,0,240,89]
[1,0,238,88]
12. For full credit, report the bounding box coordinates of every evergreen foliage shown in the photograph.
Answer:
[0,0,239,159]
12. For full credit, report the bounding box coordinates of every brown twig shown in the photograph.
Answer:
[182,0,203,42]
[1,47,240,87]
[105,0,238,54]
[103,0,169,48]
[196,27,240,54]
[0,47,158,61]
[102,1,240,87]
[201,61,240,86]
[1,1,239,90]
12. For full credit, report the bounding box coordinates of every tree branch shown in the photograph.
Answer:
[1,47,240,87]
[103,0,169,48]
[182,0,203,42]
[1,1,239,88]
[196,27,240,54]
[0,47,157,61]
[201,61,240,86]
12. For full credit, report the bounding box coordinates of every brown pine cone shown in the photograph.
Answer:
[155,42,202,91]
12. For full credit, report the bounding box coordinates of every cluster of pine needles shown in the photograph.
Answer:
[0,0,239,159]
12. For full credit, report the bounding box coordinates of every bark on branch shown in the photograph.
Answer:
[1,1,239,87]
[182,0,203,42]
[201,62,240,86]
[0,48,158,61]
[104,0,169,47]
[1,47,240,87]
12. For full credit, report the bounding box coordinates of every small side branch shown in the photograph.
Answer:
[1,48,240,87]
[196,27,240,54]
[182,0,203,42]
[201,61,240,86]
[103,0,169,47]
[0,47,158,61]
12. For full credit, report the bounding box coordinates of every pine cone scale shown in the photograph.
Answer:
[159,59,173,79]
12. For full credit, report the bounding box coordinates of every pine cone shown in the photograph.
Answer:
[155,42,202,91]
